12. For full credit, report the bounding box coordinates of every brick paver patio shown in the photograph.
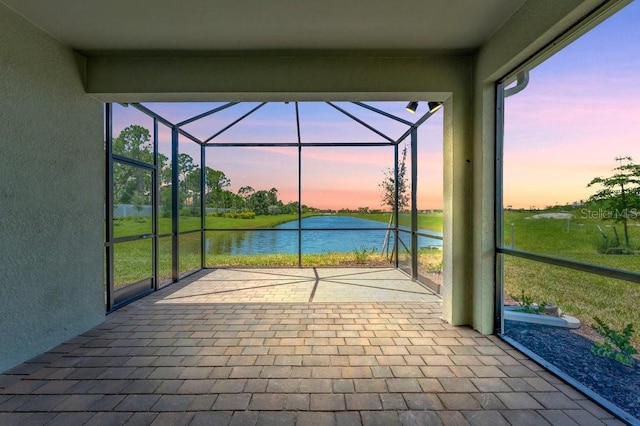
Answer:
[0,268,624,425]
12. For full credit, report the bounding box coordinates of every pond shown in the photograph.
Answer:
[205,215,442,255]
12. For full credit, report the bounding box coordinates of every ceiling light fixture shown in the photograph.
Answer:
[428,101,443,113]
[405,101,418,113]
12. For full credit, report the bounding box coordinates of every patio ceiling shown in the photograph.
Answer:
[1,0,526,54]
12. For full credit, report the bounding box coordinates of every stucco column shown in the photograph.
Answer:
[441,82,474,327]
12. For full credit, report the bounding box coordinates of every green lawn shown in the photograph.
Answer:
[501,210,640,346]
[113,213,310,238]
[504,255,640,344]
[502,210,640,269]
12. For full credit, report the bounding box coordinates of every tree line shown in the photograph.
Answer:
[112,125,314,217]
[113,124,415,218]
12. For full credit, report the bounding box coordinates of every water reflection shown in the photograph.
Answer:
[206,216,442,255]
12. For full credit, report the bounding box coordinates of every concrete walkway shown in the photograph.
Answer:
[0,269,624,425]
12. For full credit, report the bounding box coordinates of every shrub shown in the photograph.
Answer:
[513,289,547,314]
[267,205,281,215]
[426,259,443,273]
[353,246,377,264]
[237,211,255,219]
[180,207,200,217]
[591,317,637,367]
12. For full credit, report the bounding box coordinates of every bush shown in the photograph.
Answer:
[206,211,256,219]
[512,289,547,314]
[591,317,637,367]
[267,205,281,215]
[353,246,377,264]
[179,207,200,217]
[426,259,443,273]
[237,211,255,219]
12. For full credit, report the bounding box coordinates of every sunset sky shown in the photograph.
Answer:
[503,1,640,209]
[113,101,444,210]
[112,2,638,211]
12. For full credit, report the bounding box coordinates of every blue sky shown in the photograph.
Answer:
[503,1,640,208]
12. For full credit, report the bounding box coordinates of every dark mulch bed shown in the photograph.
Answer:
[504,320,640,421]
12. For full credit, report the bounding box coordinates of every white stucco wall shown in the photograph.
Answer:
[0,4,104,372]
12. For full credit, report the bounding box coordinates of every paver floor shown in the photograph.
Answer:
[0,268,625,425]
[159,268,438,304]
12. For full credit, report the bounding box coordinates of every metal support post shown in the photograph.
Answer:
[201,144,206,269]
[152,118,159,290]
[171,127,180,282]
[105,103,114,311]
[393,144,399,268]
[410,129,419,279]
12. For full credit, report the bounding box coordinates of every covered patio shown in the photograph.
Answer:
[3,0,637,424]
[0,269,621,425]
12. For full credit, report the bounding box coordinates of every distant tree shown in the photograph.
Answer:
[248,190,270,215]
[204,167,231,208]
[156,153,172,217]
[220,190,244,211]
[267,188,279,207]
[112,125,153,204]
[173,153,203,213]
[158,153,171,187]
[379,145,409,212]
[245,188,282,215]
[177,154,196,186]
[588,156,640,248]
[112,125,153,163]
[238,186,255,210]
[282,201,300,215]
